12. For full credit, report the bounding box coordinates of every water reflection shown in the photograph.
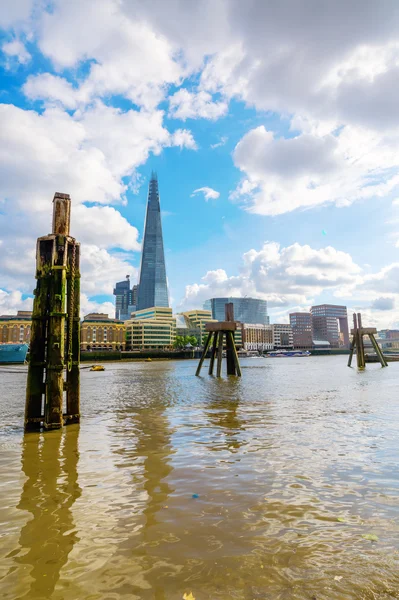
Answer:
[109,372,175,598]
[16,427,81,599]
[204,382,245,452]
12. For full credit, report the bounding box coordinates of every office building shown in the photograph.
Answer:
[241,323,273,351]
[113,275,135,321]
[175,314,200,338]
[136,174,169,310]
[311,304,349,348]
[126,307,176,350]
[272,324,293,349]
[289,312,313,349]
[81,313,125,351]
[131,284,138,308]
[0,311,32,343]
[180,309,217,339]
[204,297,269,325]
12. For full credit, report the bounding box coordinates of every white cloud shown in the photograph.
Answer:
[169,89,228,121]
[80,245,138,296]
[231,125,399,215]
[24,74,80,108]
[170,129,197,150]
[0,0,33,28]
[80,293,116,319]
[191,187,220,201]
[2,39,31,64]
[179,241,361,310]
[210,136,228,149]
[0,102,195,212]
[37,0,183,110]
[0,290,33,316]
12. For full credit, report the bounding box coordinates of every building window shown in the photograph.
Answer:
[19,325,24,342]
[92,327,96,342]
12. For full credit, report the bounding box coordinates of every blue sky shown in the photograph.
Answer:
[1,0,399,327]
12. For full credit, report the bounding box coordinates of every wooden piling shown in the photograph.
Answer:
[66,242,81,422]
[25,193,81,431]
[195,303,242,377]
[348,311,387,369]
[195,332,212,376]
[208,332,218,375]
[216,331,224,377]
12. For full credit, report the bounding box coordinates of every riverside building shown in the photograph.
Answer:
[0,311,32,343]
[136,174,169,311]
[311,304,349,348]
[126,307,176,350]
[241,323,273,351]
[271,324,294,349]
[180,309,217,339]
[204,297,269,325]
[289,312,313,349]
[80,313,126,351]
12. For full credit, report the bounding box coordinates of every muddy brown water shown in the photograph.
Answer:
[1,357,399,599]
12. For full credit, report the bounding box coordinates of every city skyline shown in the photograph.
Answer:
[1,2,399,329]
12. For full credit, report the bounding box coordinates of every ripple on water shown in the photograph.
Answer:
[0,357,399,599]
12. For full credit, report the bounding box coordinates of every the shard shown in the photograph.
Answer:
[136,173,169,310]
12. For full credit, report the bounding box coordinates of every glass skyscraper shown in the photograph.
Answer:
[204,297,269,325]
[113,275,133,321]
[136,174,169,310]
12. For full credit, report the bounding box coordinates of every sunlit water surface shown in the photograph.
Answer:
[1,357,399,599]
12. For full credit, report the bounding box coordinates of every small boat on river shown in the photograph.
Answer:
[265,350,311,358]
[0,343,29,364]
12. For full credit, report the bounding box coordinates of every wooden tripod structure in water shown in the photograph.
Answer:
[25,193,81,431]
[196,303,242,377]
[348,312,387,369]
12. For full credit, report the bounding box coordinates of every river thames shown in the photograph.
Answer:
[1,357,399,599]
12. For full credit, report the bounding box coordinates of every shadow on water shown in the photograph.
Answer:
[13,426,81,599]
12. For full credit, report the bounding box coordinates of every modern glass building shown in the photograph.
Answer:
[204,297,269,325]
[136,174,169,310]
[113,275,133,321]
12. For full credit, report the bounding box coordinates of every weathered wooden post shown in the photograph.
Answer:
[196,302,241,377]
[25,193,81,431]
[348,312,387,369]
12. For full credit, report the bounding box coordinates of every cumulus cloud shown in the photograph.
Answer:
[37,0,182,110]
[0,0,33,28]
[0,290,33,316]
[169,89,228,121]
[231,125,399,215]
[180,241,361,310]
[24,74,80,108]
[2,39,31,64]
[191,187,220,201]
[80,245,138,296]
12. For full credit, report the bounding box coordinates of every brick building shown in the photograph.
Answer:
[0,311,32,344]
[81,313,125,351]
[289,312,313,349]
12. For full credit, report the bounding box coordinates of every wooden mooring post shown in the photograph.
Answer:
[348,312,387,369]
[195,303,242,377]
[25,193,81,431]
